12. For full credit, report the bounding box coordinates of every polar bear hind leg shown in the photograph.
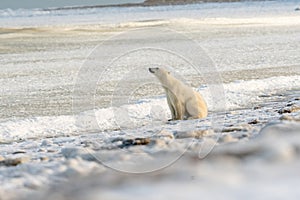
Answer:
[195,93,208,118]
[186,93,207,119]
[185,98,200,119]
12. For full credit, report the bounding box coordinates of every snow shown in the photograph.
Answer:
[0,75,299,143]
[0,0,300,199]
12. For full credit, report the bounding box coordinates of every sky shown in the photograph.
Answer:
[0,0,144,9]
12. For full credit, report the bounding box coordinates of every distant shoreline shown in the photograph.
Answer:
[43,0,265,11]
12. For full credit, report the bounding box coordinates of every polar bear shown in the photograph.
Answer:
[149,67,208,120]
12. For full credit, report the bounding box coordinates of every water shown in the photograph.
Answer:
[0,0,299,27]
[0,0,144,9]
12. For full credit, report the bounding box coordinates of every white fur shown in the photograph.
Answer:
[149,68,208,120]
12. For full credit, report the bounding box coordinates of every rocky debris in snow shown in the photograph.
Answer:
[248,119,259,124]
[12,150,27,155]
[119,137,151,148]
[174,130,213,139]
[278,99,300,114]
[0,157,30,167]
[278,106,300,114]
[210,121,300,162]
[279,114,300,122]
[40,157,50,162]
[221,124,252,133]
[218,134,239,143]
[156,130,175,140]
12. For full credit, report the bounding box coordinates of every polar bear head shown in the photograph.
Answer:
[149,67,172,87]
[149,67,170,78]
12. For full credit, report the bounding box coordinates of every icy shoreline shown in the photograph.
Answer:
[27,122,300,200]
[0,75,299,143]
[0,0,300,199]
[0,91,299,200]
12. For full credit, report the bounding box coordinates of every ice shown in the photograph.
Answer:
[221,75,300,110]
[0,121,297,200]
[0,0,300,199]
[0,75,298,142]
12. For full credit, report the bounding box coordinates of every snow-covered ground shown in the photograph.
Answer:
[0,1,300,199]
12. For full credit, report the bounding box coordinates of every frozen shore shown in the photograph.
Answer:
[0,0,300,199]
[0,92,300,200]
[25,121,300,200]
